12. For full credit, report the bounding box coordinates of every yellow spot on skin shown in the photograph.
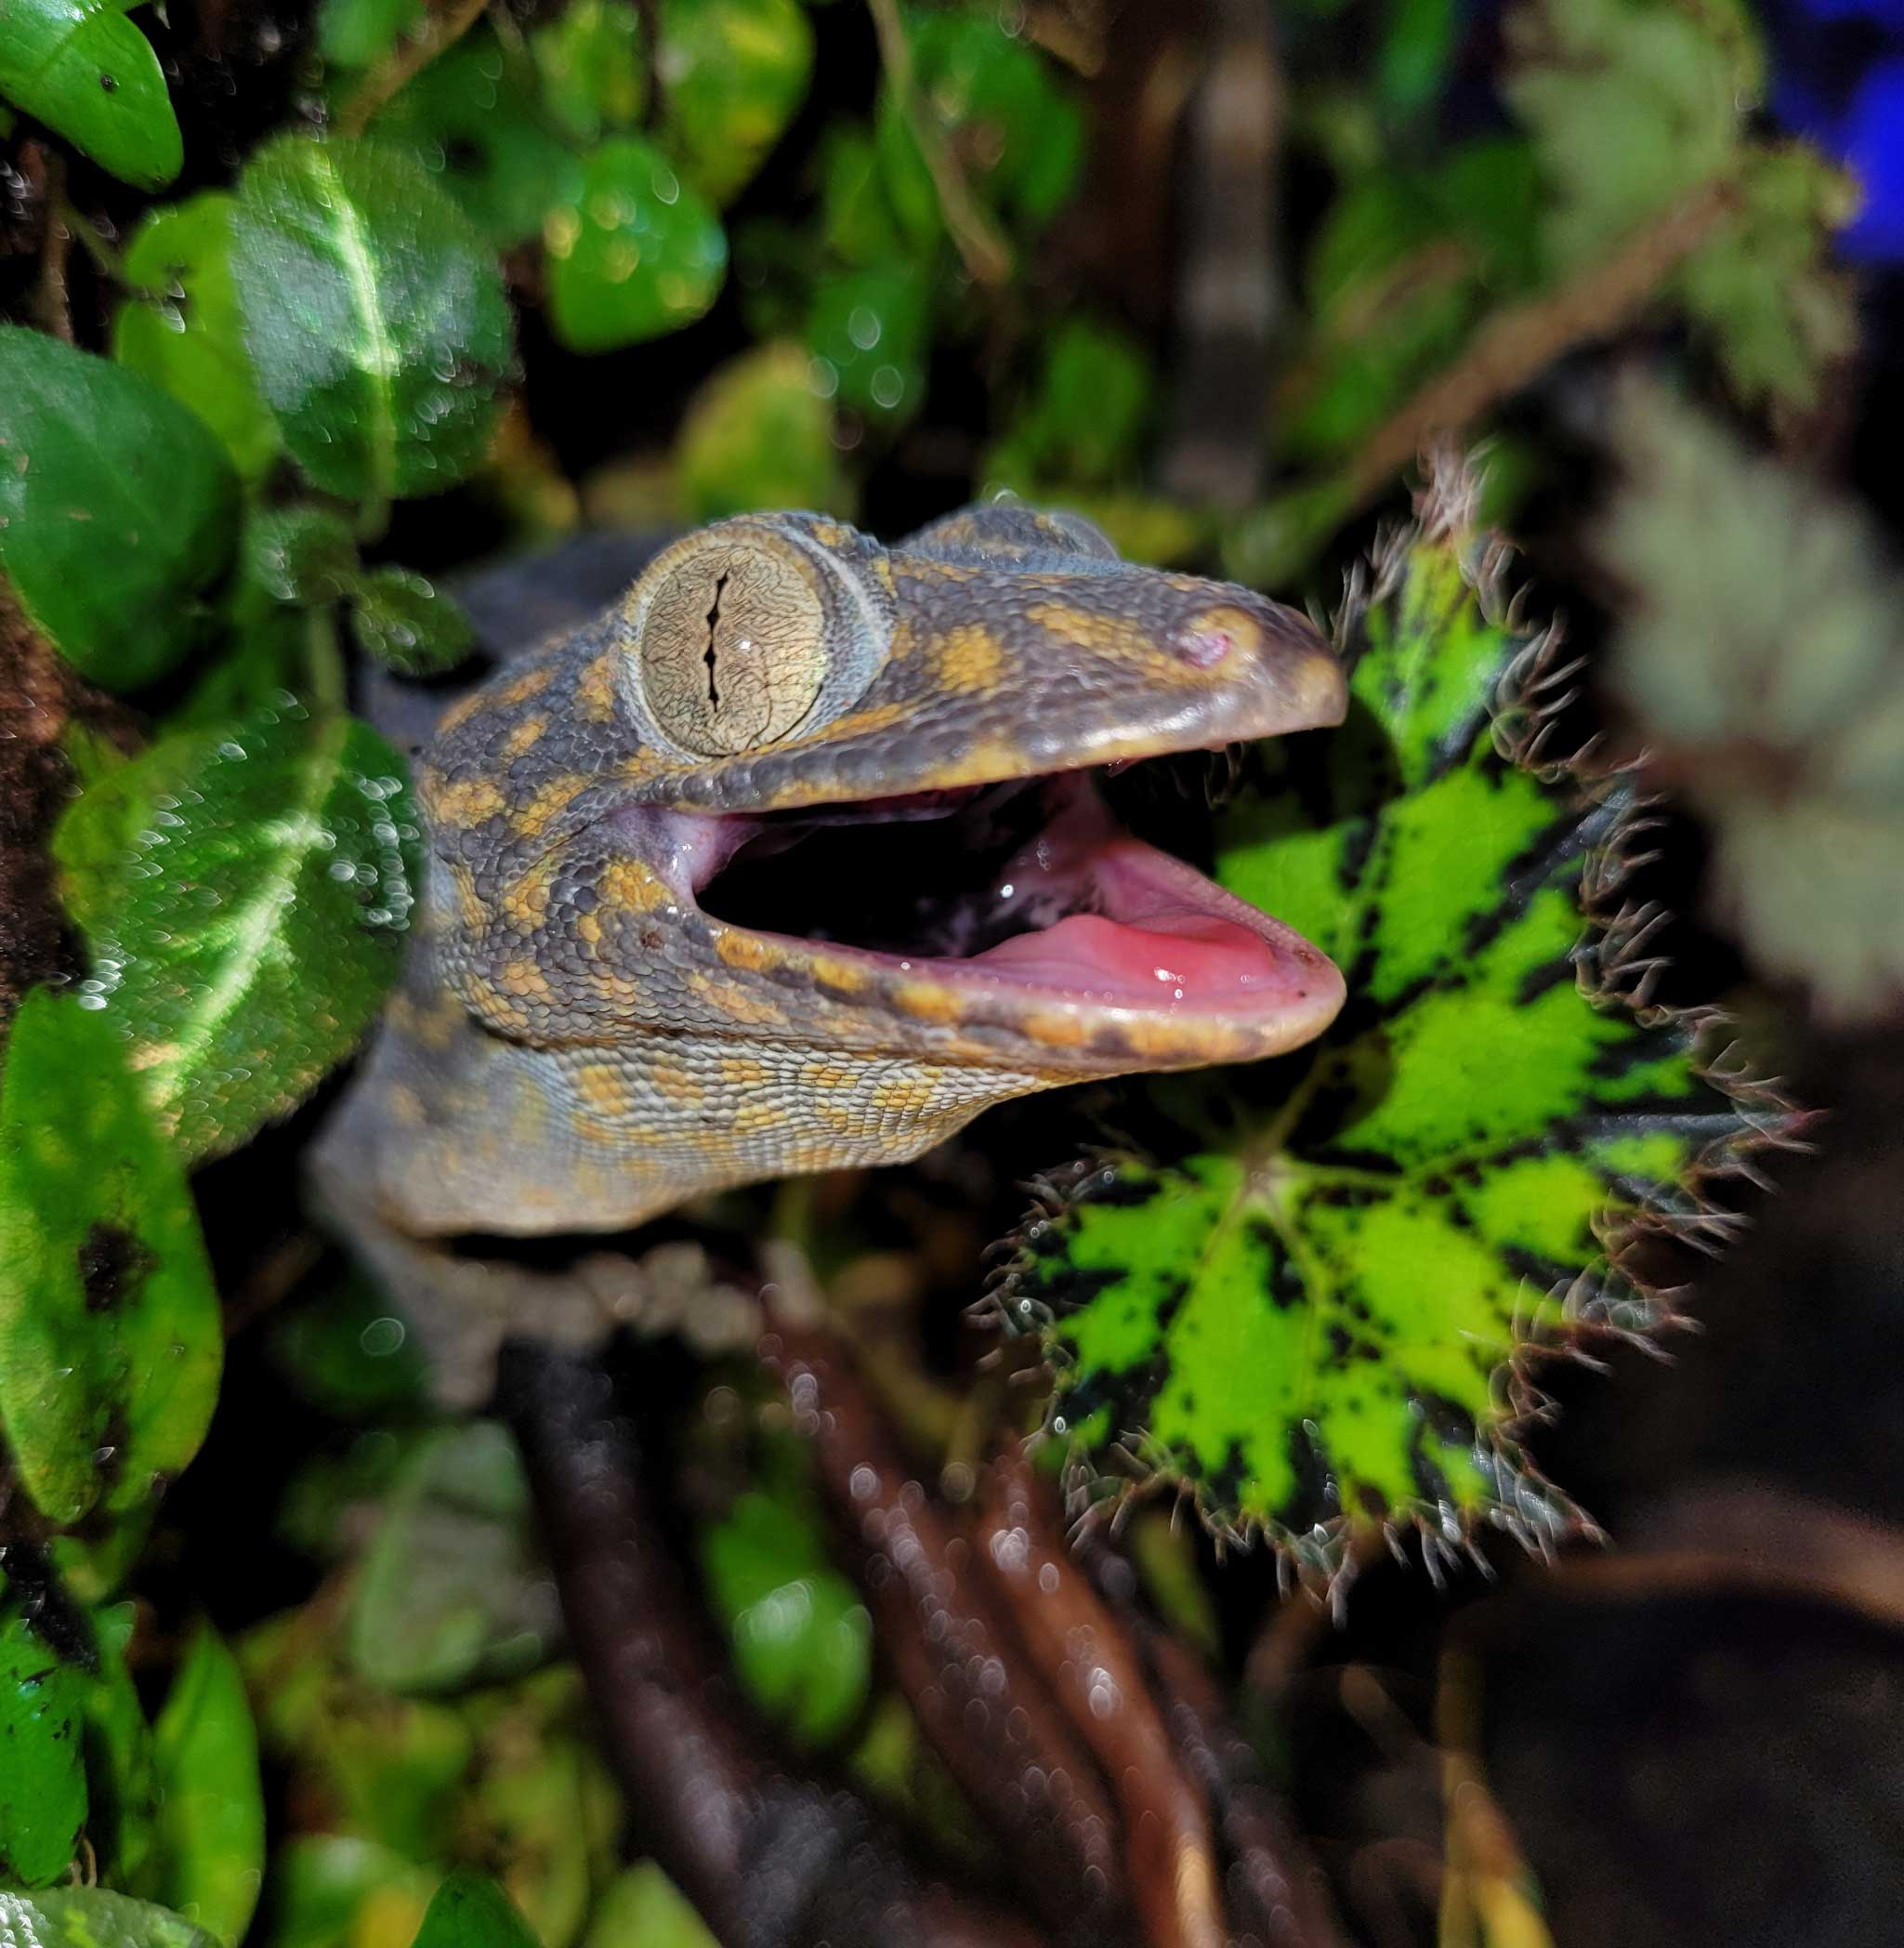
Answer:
[430,776,507,828]
[450,862,486,933]
[577,911,604,947]
[873,1073,943,1120]
[893,980,965,1025]
[497,957,554,1004]
[513,774,589,840]
[650,1060,704,1105]
[577,653,619,722]
[810,954,870,994]
[1024,1007,1088,1049]
[501,715,548,760]
[460,973,530,1033]
[1023,600,1147,660]
[716,930,778,973]
[1119,1017,1248,1063]
[573,1062,635,1115]
[496,665,554,706]
[438,690,486,734]
[808,521,849,548]
[689,973,787,1025]
[384,1084,427,1126]
[501,858,558,932]
[408,995,464,1052]
[720,1057,770,1086]
[599,857,669,913]
[932,624,1005,693]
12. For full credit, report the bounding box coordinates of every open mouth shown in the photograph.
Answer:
[674,762,1344,1043]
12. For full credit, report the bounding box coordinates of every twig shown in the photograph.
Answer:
[977,1450,1229,1948]
[336,0,492,138]
[30,146,75,344]
[762,1322,1133,1946]
[865,0,1014,289]
[498,1336,1046,1948]
[1340,177,1741,506]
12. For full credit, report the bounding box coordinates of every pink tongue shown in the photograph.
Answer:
[969,911,1287,1004]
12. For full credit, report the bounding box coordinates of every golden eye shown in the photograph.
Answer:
[638,540,826,755]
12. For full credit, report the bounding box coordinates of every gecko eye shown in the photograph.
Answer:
[637,539,827,755]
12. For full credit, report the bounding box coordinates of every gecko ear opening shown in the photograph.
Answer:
[637,535,829,755]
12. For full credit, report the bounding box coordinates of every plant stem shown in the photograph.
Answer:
[336,0,492,138]
[865,0,1014,290]
[303,603,348,716]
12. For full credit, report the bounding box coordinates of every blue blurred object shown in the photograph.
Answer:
[1776,6,1904,259]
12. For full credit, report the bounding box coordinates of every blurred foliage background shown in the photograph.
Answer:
[5,0,1904,1945]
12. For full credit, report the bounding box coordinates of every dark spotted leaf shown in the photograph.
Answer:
[0,327,240,692]
[230,137,513,506]
[0,1590,88,1887]
[52,703,423,1165]
[0,1890,215,1948]
[0,0,181,190]
[0,992,221,1530]
[1001,477,1773,1566]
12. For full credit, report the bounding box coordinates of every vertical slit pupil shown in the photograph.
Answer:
[703,572,729,709]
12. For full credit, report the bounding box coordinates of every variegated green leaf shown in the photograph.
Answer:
[1001,476,1778,1568]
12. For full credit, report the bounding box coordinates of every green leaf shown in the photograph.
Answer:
[532,0,646,144]
[983,317,1155,493]
[1002,478,1767,1563]
[581,1866,716,1948]
[410,1872,539,1948]
[377,35,581,251]
[0,992,222,1530]
[260,1836,439,1948]
[543,138,728,352]
[805,263,930,426]
[1377,0,1459,121]
[230,136,514,507]
[0,327,240,691]
[1595,382,1904,1018]
[75,1601,159,1888]
[873,7,1083,245]
[675,341,848,522]
[150,1625,266,1946]
[112,193,282,483]
[0,1889,216,1948]
[348,1425,562,1695]
[318,0,423,68]
[0,0,181,190]
[243,507,362,609]
[0,1592,87,1886]
[347,567,475,677]
[655,0,814,207]
[701,1485,871,1746]
[52,703,423,1165]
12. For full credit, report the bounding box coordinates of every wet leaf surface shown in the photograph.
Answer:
[0,328,239,692]
[0,992,222,1530]
[53,703,422,1165]
[0,0,181,190]
[230,137,513,507]
[0,1889,217,1948]
[347,568,475,678]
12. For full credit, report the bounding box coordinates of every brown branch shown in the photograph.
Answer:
[336,0,492,138]
[975,1453,1228,1948]
[866,0,1014,289]
[762,1323,1133,1948]
[498,1336,1044,1948]
[1341,178,1741,507]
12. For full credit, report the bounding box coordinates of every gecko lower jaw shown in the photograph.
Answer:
[686,763,1345,1038]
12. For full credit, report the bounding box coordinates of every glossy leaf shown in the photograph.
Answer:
[378,36,581,250]
[532,0,645,144]
[0,992,222,1530]
[410,1872,539,1948]
[244,506,362,608]
[0,328,240,691]
[112,193,282,481]
[701,1485,871,1745]
[676,341,849,521]
[806,263,930,425]
[0,1890,216,1948]
[348,1424,562,1695]
[348,568,475,678]
[656,0,814,206]
[0,0,181,190]
[230,136,513,506]
[544,138,728,351]
[1002,480,1767,1564]
[53,702,423,1164]
[0,1594,87,1887]
[151,1625,267,1946]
